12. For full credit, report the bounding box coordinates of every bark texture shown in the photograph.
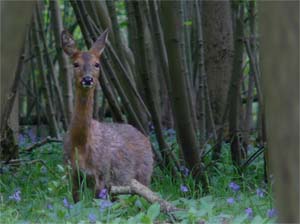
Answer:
[260,2,299,222]
[202,1,234,126]
[0,1,35,140]
[161,1,204,182]
[50,0,73,123]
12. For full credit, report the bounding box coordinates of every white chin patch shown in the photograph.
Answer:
[81,82,94,88]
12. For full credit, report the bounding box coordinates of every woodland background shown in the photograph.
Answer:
[0,1,299,223]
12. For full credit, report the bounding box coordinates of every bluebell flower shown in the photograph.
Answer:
[167,129,176,136]
[256,188,264,198]
[88,213,97,223]
[98,188,108,199]
[245,207,253,218]
[179,166,189,176]
[267,208,277,218]
[99,200,113,211]
[18,134,26,147]
[180,185,188,192]
[226,197,235,204]
[28,129,37,143]
[63,198,68,207]
[229,182,240,192]
[9,190,21,202]
[47,204,53,210]
[63,198,73,209]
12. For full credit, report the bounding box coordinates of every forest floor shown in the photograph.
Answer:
[1,130,276,223]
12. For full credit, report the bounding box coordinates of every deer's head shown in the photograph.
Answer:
[61,30,108,91]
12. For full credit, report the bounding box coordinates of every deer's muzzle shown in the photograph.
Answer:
[81,76,94,88]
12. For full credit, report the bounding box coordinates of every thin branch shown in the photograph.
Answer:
[25,137,62,152]
[110,179,180,213]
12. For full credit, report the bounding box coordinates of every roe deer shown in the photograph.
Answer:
[61,29,153,202]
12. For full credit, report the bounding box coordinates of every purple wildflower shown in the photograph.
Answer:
[245,207,253,218]
[47,204,53,210]
[99,200,113,211]
[63,198,73,209]
[229,182,240,192]
[98,188,108,199]
[9,190,21,202]
[180,166,189,176]
[18,134,26,147]
[267,208,277,218]
[88,213,97,223]
[226,197,235,204]
[167,128,176,135]
[256,188,264,198]
[180,185,189,193]
[63,198,68,207]
[28,129,37,143]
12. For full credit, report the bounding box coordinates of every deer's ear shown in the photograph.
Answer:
[90,29,109,57]
[61,30,78,57]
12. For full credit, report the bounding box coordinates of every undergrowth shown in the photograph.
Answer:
[0,130,276,223]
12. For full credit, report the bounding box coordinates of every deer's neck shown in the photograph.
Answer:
[69,90,94,147]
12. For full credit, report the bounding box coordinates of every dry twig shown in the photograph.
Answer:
[111,179,180,213]
[25,137,62,152]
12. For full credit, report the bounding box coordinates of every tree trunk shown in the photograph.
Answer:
[202,0,234,128]
[32,13,60,138]
[194,1,207,148]
[0,1,35,141]
[36,3,67,131]
[134,1,179,174]
[161,1,205,184]
[228,3,244,167]
[49,0,73,123]
[242,2,256,154]
[148,0,174,128]
[259,2,299,222]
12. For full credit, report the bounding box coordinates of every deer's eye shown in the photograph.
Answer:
[73,62,80,68]
[95,63,100,68]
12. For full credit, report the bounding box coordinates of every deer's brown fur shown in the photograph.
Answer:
[61,30,153,202]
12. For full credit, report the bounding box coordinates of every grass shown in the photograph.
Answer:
[0,131,276,223]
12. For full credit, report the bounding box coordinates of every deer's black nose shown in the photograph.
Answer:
[81,76,94,88]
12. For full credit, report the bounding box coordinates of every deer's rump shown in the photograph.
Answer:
[64,120,153,188]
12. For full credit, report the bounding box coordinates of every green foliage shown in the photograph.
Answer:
[115,0,128,30]
[1,134,276,223]
[183,20,193,26]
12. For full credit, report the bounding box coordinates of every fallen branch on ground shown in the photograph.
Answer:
[111,179,180,214]
[25,137,62,152]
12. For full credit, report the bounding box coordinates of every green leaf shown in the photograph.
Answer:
[127,213,144,224]
[146,203,160,221]
[184,20,192,26]
[56,209,66,219]
[57,164,65,173]
[251,215,268,224]
[141,215,152,224]
[232,214,248,224]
